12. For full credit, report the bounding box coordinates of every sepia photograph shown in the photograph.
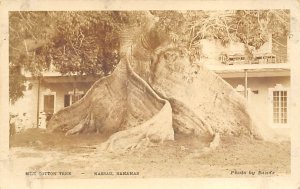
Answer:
[1,0,300,188]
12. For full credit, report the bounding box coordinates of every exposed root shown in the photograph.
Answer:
[65,114,89,136]
[198,133,221,154]
[98,102,174,153]
[209,133,220,150]
[65,112,95,136]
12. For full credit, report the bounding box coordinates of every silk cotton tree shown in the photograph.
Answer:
[9,10,290,153]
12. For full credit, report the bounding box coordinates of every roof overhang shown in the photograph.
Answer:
[41,75,100,83]
[205,63,290,78]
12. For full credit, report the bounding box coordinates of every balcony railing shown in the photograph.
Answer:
[219,54,287,65]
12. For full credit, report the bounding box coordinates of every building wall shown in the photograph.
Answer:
[39,82,94,113]
[9,79,38,131]
[10,79,95,131]
[38,81,95,127]
[224,76,290,130]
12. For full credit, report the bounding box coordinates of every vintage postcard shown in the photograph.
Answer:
[0,0,300,189]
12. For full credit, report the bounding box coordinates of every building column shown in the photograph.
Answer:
[36,77,41,128]
[244,69,248,99]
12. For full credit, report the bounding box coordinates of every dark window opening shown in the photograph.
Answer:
[64,95,70,107]
[44,95,54,121]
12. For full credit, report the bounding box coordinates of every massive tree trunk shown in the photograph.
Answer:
[47,16,279,153]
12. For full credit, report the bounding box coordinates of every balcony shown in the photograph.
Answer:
[196,51,290,78]
[219,53,287,66]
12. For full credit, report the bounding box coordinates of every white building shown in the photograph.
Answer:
[199,35,290,133]
[10,72,98,131]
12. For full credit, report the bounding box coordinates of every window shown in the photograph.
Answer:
[42,90,56,122]
[71,94,84,104]
[64,95,70,107]
[42,89,56,114]
[44,95,54,114]
[64,88,85,107]
[269,84,289,127]
[272,90,287,124]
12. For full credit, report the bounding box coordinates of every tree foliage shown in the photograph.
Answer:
[9,11,146,102]
[9,62,26,104]
[152,10,289,61]
[9,11,145,76]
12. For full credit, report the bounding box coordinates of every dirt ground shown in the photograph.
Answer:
[9,128,290,178]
